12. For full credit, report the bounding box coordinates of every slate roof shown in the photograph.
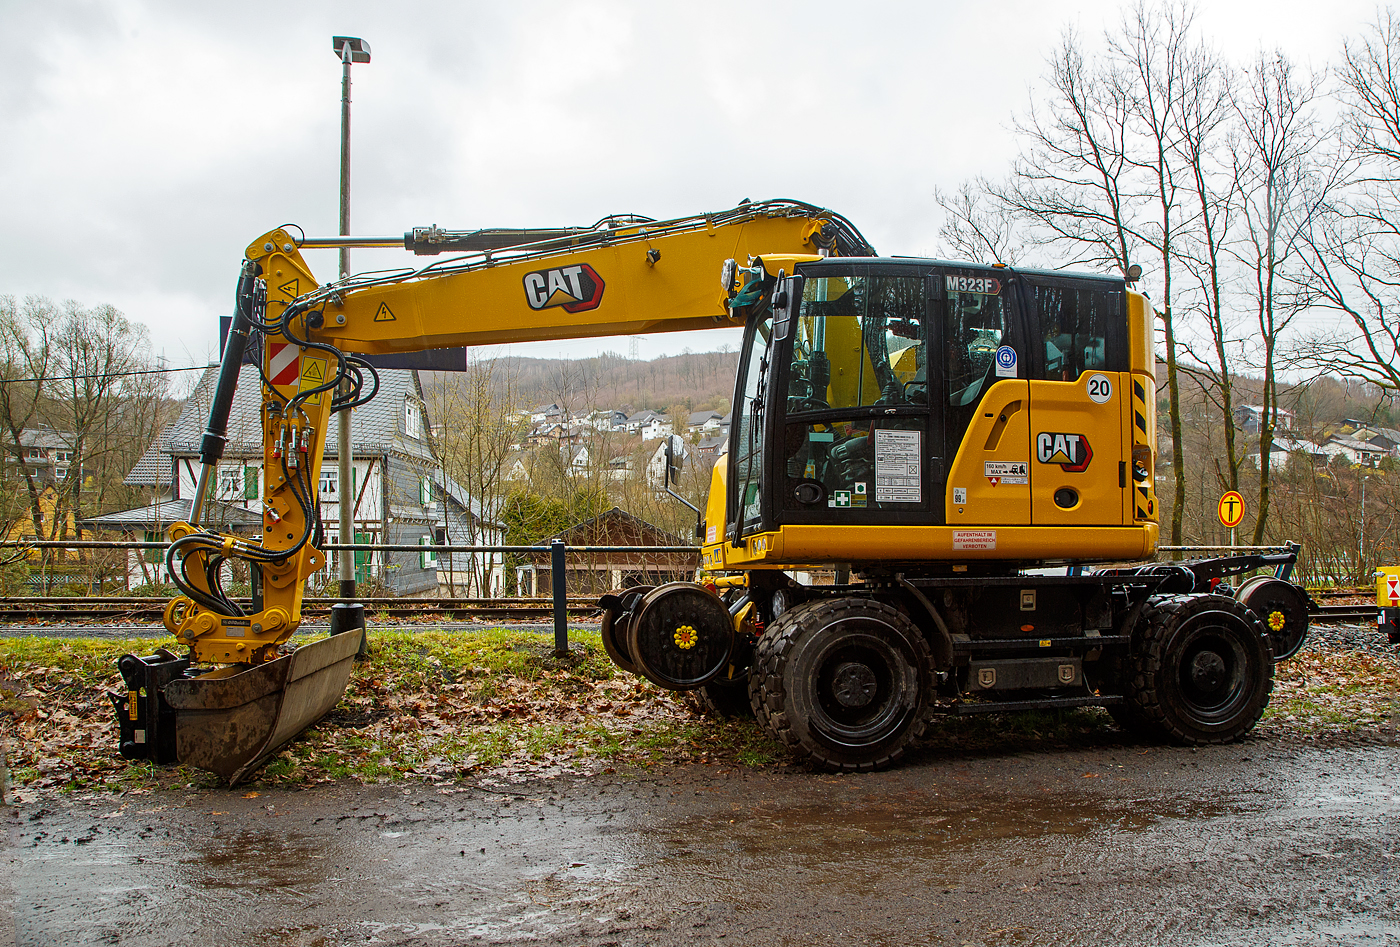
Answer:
[18,429,76,451]
[434,472,506,529]
[79,498,262,531]
[126,364,434,486]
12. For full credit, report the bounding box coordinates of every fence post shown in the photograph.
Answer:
[551,539,568,656]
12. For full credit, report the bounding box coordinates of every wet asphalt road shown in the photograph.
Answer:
[7,738,1400,947]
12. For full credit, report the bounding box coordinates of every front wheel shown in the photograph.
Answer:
[1125,594,1274,745]
[749,597,931,772]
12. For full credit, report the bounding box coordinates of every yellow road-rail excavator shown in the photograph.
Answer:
[111,199,1312,781]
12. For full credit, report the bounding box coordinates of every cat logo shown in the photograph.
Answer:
[1036,432,1093,472]
[522,264,605,313]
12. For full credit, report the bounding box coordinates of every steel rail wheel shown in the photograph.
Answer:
[1234,576,1312,661]
[597,586,652,675]
[750,597,931,772]
[626,583,734,690]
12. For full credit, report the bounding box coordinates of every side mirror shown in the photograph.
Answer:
[772,271,795,340]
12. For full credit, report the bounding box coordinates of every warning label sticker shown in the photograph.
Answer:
[875,429,921,502]
[984,461,1029,485]
[298,356,328,406]
[953,530,997,551]
[268,342,299,387]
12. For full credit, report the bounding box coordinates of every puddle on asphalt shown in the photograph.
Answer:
[15,748,1400,946]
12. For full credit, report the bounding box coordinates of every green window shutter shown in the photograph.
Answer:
[354,531,370,583]
[420,535,438,569]
[244,466,258,499]
[420,477,432,504]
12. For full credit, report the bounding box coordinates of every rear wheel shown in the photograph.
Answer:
[1125,594,1273,744]
[695,634,755,718]
[749,597,931,772]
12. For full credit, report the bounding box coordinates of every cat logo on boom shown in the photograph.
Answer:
[522,264,605,313]
[1036,432,1093,472]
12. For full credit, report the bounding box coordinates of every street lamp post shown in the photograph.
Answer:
[332,36,368,604]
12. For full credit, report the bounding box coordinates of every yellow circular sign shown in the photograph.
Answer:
[1218,491,1246,528]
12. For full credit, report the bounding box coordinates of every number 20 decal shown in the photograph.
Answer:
[1086,373,1113,404]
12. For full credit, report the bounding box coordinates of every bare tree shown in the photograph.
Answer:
[934,181,1025,263]
[427,354,526,595]
[0,296,54,545]
[1172,41,1246,492]
[49,301,152,537]
[1295,11,1400,392]
[988,1,1203,542]
[1230,51,1334,543]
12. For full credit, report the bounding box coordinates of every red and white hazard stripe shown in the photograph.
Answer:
[268,342,299,386]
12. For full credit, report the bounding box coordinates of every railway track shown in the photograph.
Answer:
[0,593,1381,626]
[0,596,602,624]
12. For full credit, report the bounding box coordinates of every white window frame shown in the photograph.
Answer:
[216,465,242,499]
[319,467,338,498]
[405,398,423,439]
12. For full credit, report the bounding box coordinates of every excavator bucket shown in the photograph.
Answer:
[161,631,360,784]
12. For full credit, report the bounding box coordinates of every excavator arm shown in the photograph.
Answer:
[112,200,871,782]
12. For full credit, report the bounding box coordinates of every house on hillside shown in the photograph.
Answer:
[109,364,502,595]
[516,507,698,595]
[694,434,727,461]
[528,403,564,424]
[626,410,673,441]
[1324,434,1389,467]
[1234,405,1295,435]
[4,428,86,485]
[687,410,722,434]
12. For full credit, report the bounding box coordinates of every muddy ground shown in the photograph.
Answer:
[6,731,1400,947]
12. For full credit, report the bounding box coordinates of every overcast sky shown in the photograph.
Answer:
[0,0,1386,370]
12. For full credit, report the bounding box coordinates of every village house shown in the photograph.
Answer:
[626,410,673,441]
[104,364,503,594]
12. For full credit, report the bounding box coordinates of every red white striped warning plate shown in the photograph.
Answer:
[268,342,299,386]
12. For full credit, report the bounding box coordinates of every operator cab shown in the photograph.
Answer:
[724,257,1152,560]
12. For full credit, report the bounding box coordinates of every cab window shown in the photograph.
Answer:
[788,275,927,412]
[1029,282,1123,380]
[945,275,1007,406]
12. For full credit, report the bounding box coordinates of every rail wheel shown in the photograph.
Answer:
[1125,594,1274,745]
[1234,576,1311,661]
[626,583,734,690]
[749,597,931,772]
[597,586,652,675]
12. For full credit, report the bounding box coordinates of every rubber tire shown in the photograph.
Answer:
[749,597,931,772]
[1124,594,1274,745]
[695,634,755,718]
[696,675,754,718]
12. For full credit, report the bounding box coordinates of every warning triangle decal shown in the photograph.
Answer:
[375,302,397,322]
[301,360,324,383]
[278,278,299,299]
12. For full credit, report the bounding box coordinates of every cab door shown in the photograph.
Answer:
[1023,277,1129,526]
[941,270,1033,526]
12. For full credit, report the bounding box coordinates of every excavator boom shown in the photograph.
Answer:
[111,199,871,782]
